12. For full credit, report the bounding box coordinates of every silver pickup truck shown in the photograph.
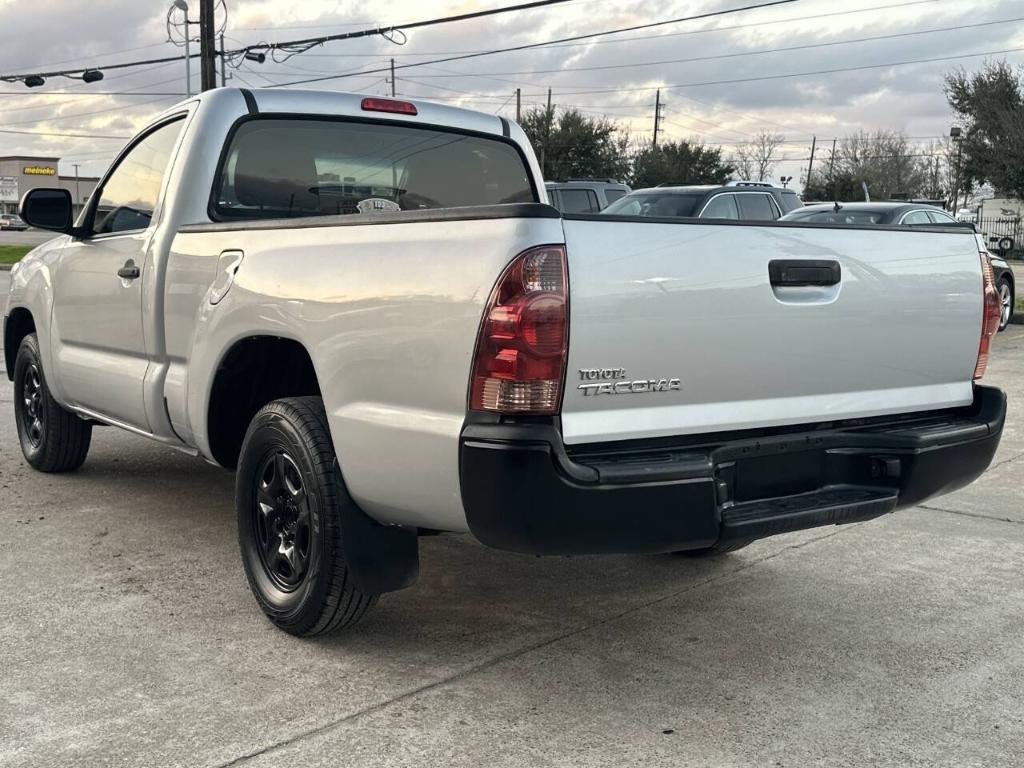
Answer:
[4,88,1006,637]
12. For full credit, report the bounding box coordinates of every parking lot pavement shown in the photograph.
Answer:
[0,230,56,248]
[0,286,1021,767]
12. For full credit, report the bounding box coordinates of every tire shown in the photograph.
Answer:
[236,396,377,636]
[997,277,1013,332]
[674,540,752,557]
[13,333,92,472]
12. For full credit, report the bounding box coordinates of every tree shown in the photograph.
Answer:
[801,130,933,202]
[630,139,735,188]
[945,61,1024,201]
[519,106,630,182]
[733,131,784,181]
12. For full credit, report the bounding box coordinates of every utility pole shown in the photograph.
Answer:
[219,32,227,87]
[652,89,663,148]
[540,87,552,180]
[827,137,837,199]
[515,88,521,122]
[950,126,963,212]
[805,135,817,186]
[72,164,81,216]
[199,0,217,91]
[390,58,396,96]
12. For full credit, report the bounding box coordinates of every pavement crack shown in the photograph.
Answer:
[988,449,1024,473]
[212,524,860,767]
[919,503,1024,526]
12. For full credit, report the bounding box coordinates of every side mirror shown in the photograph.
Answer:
[19,188,75,234]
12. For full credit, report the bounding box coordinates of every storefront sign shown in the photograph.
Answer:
[23,166,56,176]
[0,176,18,202]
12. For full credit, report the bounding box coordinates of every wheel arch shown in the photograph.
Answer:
[205,335,322,468]
[4,307,35,381]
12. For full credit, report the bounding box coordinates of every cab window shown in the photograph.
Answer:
[92,118,184,235]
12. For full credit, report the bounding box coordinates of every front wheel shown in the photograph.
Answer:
[998,278,1013,332]
[236,396,377,636]
[13,333,92,472]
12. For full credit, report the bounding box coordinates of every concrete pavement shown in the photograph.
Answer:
[1,267,1022,766]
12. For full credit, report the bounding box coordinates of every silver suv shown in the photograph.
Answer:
[601,180,802,221]
[545,179,631,213]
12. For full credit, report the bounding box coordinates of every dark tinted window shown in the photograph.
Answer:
[559,188,600,213]
[603,188,627,204]
[93,118,184,234]
[736,193,778,221]
[602,192,702,218]
[779,190,803,212]
[214,118,535,220]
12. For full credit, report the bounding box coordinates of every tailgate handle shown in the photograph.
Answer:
[769,260,841,287]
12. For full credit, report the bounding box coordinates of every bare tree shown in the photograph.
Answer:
[733,131,785,181]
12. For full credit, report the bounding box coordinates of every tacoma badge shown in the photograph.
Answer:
[577,368,681,396]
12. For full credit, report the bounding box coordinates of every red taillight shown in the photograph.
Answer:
[974,250,1001,380]
[361,97,418,115]
[470,245,568,414]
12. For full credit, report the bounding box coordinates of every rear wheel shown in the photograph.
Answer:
[998,277,1013,332]
[13,334,92,472]
[236,396,377,636]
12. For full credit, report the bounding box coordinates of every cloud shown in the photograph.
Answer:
[0,0,1019,186]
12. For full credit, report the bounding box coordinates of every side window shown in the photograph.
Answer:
[901,210,932,225]
[927,210,956,224]
[603,188,627,205]
[92,119,184,235]
[736,193,778,221]
[701,194,739,220]
[548,190,562,210]
[560,188,600,214]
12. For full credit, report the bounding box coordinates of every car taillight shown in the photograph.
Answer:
[974,250,1001,380]
[361,97,418,115]
[470,245,568,414]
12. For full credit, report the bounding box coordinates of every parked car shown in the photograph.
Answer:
[989,250,1016,331]
[0,213,28,231]
[780,202,1014,331]
[601,180,802,221]
[545,179,630,213]
[4,89,1005,637]
[780,201,960,226]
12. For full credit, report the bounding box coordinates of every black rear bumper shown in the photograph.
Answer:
[459,385,1006,555]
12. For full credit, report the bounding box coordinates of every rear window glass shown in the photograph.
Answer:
[213,118,536,220]
[602,192,702,218]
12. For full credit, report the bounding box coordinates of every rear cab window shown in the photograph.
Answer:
[212,117,536,220]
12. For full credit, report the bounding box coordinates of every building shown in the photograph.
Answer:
[0,156,100,217]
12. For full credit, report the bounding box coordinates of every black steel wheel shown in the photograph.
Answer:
[13,333,91,472]
[236,396,377,636]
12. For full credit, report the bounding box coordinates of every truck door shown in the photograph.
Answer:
[50,117,185,430]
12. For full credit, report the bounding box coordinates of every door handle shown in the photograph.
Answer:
[769,259,841,287]
[117,259,141,280]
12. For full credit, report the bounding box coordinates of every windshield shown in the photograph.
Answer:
[601,192,703,218]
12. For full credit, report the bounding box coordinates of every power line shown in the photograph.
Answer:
[0,127,129,139]
[394,17,1024,80]
[262,0,800,88]
[0,0,578,86]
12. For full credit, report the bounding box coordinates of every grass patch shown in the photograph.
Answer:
[0,245,32,265]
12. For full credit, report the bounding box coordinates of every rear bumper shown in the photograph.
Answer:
[459,385,1006,555]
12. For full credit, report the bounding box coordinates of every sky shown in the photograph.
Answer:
[0,0,1021,188]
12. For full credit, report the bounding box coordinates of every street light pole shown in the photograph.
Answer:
[72,163,81,216]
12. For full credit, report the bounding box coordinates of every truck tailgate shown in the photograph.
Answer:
[559,219,983,445]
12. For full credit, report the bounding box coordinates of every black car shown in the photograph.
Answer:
[601,181,802,222]
[782,202,1015,331]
